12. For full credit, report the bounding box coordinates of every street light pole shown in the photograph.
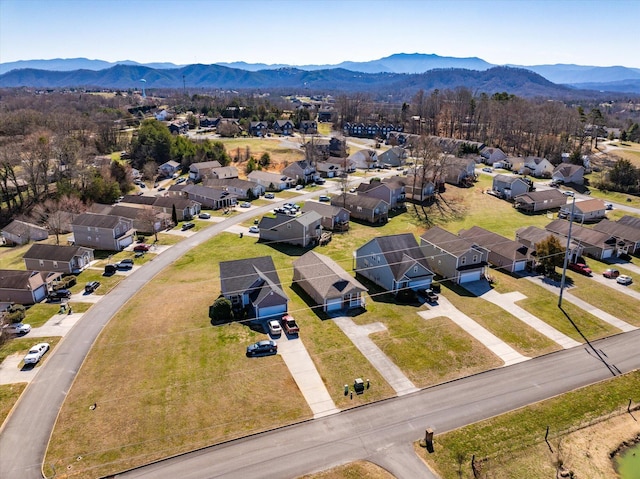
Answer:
[558,193,576,308]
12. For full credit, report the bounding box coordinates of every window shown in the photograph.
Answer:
[414,266,419,273]
[39,260,44,267]
[460,257,467,265]
[53,261,58,268]
[472,255,478,263]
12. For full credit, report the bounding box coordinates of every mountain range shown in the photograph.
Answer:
[1,53,640,95]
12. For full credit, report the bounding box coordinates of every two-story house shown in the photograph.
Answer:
[355,233,434,294]
[71,213,135,251]
[356,180,405,209]
[188,161,223,182]
[378,147,407,167]
[205,178,264,200]
[249,121,268,137]
[492,174,530,200]
[257,211,323,248]
[302,202,350,231]
[552,164,585,185]
[273,119,294,136]
[282,160,317,184]
[420,226,489,283]
[458,226,529,273]
[522,156,554,177]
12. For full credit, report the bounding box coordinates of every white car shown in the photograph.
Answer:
[23,342,50,365]
[616,275,633,285]
[249,226,259,234]
[268,320,282,336]
[3,322,31,335]
[198,212,211,219]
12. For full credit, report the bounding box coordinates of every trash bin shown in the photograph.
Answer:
[354,378,365,395]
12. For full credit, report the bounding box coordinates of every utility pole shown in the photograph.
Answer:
[558,193,576,308]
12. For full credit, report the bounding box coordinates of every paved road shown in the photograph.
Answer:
[0,195,320,479]
[110,329,640,479]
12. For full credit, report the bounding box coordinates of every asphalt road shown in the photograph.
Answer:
[110,329,640,479]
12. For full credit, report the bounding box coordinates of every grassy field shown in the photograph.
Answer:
[419,370,640,479]
[0,336,61,366]
[300,461,395,479]
[0,383,27,426]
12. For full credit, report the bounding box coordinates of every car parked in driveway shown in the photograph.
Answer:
[3,322,31,335]
[616,275,633,285]
[246,340,277,356]
[181,222,195,231]
[249,226,260,233]
[133,244,150,252]
[268,320,282,336]
[116,259,134,269]
[23,342,50,365]
[48,289,71,301]
[240,202,251,208]
[603,268,620,279]
[198,212,211,219]
[264,193,275,199]
[568,263,592,276]
[85,281,101,293]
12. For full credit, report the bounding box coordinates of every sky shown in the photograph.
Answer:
[1,0,639,68]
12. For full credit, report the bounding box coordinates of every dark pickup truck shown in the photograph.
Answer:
[420,288,439,303]
[280,314,299,335]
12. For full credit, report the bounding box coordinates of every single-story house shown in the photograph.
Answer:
[153,196,201,221]
[316,161,343,178]
[420,226,489,284]
[355,233,434,294]
[618,215,640,229]
[552,164,585,185]
[205,178,264,200]
[23,244,94,274]
[158,160,181,178]
[173,184,237,210]
[592,219,640,255]
[559,198,607,223]
[458,226,529,273]
[188,161,223,182]
[0,270,52,305]
[248,171,295,191]
[2,220,48,246]
[302,202,349,231]
[258,211,323,248]
[515,225,583,263]
[71,213,135,251]
[331,194,389,224]
[492,174,530,200]
[219,256,289,320]
[545,219,616,259]
[514,189,568,212]
[293,251,367,312]
[325,156,356,173]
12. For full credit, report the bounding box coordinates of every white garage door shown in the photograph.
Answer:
[601,249,613,259]
[459,270,482,283]
[513,261,527,272]
[326,298,342,312]
[257,304,287,319]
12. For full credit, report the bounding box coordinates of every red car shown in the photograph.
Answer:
[603,268,620,279]
[133,244,150,252]
[568,263,592,276]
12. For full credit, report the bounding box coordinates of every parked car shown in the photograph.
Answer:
[568,263,592,276]
[246,340,277,356]
[158,186,166,192]
[268,320,282,336]
[603,268,620,279]
[2,322,31,335]
[133,244,150,252]
[616,275,633,285]
[280,314,300,335]
[419,288,439,303]
[295,184,304,190]
[240,202,251,208]
[264,193,275,199]
[116,259,134,270]
[605,203,613,210]
[175,177,186,184]
[319,195,331,202]
[198,212,211,219]
[48,289,71,301]
[104,264,117,275]
[85,281,101,293]
[482,167,493,173]
[314,178,326,184]
[181,222,195,231]
[249,226,260,234]
[23,342,50,365]
[563,190,575,196]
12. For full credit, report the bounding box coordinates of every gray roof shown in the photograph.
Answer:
[618,215,640,230]
[205,178,258,190]
[459,226,528,261]
[153,196,196,209]
[294,251,367,299]
[302,201,347,218]
[366,233,433,281]
[0,269,40,290]
[331,193,388,210]
[545,219,616,248]
[420,226,477,256]
[592,219,640,243]
[182,184,230,200]
[190,160,222,170]
[121,195,157,205]
[23,244,93,262]
[514,189,567,204]
[2,220,47,236]
[258,211,322,230]
[73,212,123,228]
[248,170,291,183]
[219,256,288,303]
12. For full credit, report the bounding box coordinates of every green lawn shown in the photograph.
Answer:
[0,336,61,365]
[0,383,27,427]
[421,371,640,479]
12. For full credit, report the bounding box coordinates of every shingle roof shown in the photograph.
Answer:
[0,269,40,289]
[421,226,478,256]
[592,219,640,242]
[294,251,367,299]
[219,256,288,302]
[514,189,567,204]
[371,233,433,281]
[302,201,346,217]
[459,226,528,261]
[545,219,616,248]
[572,198,606,214]
[1,220,47,236]
[73,213,123,228]
[23,244,92,262]
[618,215,640,229]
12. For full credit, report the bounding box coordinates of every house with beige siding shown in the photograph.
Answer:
[0,270,51,305]
[71,213,135,251]
[23,244,94,274]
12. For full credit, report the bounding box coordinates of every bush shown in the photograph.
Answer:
[209,297,234,325]
[55,275,76,290]
[6,304,26,323]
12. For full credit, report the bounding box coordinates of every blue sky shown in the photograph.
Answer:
[1,0,639,68]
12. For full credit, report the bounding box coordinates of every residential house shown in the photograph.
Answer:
[420,226,489,283]
[378,147,407,167]
[198,117,220,128]
[1,220,48,246]
[168,120,189,135]
[316,161,342,178]
[273,119,294,135]
[302,202,349,232]
[318,109,333,122]
[257,211,323,248]
[188,161,223,182]
[331,194,389,224]
[219,256,289,320]
[326,156,355,173]
[158,160,181,178]
[293,251,367,312]
[328,137,347,157]
[355,233,434,294]
[248,170,294,191]
[514,189,568,212]
[444,157,476,186]
[0,270,51,305]
[205,178,264,200]
[348,149,378,169]
[119,195,157,206]
[283,160,317,184]
[618,215,640,229]
[71,213,135,251]
[545,219,616,259]
[592,219,640,255]
[209,166,239,180]
[249,121,268,137]
[559,198,607,223]
[515,225,583,263]
[522,156,554,177]
[172,184,236,210]
[480,147,507,164]
[458,226,528,273]
[356,180,405,209]
[23,244,94,274]
[492,174,530,200]
[298,120,318,134]
[389,174,436,203]
[504,157,525,172]
[152,196,201,221]
[552,164,584,185]
[90,203,169,235]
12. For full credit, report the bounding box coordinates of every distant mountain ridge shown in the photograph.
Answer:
[2,53,639,86]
